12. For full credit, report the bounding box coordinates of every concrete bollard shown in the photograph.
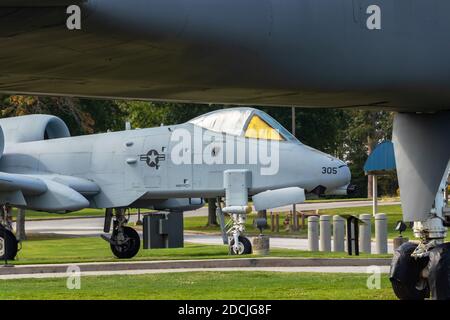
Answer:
[308,216,319,251]
[393,236,409,250]
[375,213,388,254]
[359,214,372,254]
[332,215,345,252]
[252,235,270,255]
[319,215,331,252]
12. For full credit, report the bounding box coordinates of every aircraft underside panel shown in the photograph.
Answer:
[392,111,450,222]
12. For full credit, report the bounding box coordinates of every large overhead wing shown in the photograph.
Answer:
[0,172,98,212]
[0,0,84,6]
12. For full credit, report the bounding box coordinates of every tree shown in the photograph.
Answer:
[0,95,95,135]
[206,198,218,227]
[342,110,394,198]
[15,208,26,241]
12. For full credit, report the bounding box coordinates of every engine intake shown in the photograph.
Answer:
[0,114,70,144]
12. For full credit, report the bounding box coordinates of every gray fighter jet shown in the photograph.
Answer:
[0,108,350,259]
[0,0,449,299]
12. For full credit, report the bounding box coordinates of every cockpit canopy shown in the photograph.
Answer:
[188,108,298,142]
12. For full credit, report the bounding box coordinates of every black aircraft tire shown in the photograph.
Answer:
[229,236,252,255]
[427,242,450,300]
[0,228,18,261]
[110,227,141,259]
[390,242,429,300]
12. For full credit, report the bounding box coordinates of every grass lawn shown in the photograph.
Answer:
[0,272,396,300]
[11,236,391,265]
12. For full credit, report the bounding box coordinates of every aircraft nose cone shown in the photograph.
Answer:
[339,162,351,185]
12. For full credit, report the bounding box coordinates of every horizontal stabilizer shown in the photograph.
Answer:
[0,0,85,6]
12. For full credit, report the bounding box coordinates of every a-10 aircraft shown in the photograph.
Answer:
[0,0,449,300]
[0,107,350,259]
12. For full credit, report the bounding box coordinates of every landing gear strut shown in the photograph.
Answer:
[228,214,252,255]
[102,208,140,259]
[0,205,18,261]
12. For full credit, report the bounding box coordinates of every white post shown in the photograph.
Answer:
[291,107,297,228]
[373,175,378,216]
[319,215,331,252]
[375,213,388,254]
[308,216,319,251]
[332,215,345,252]
[359,214,372,253]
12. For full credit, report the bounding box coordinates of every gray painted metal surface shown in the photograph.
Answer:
[393,111,450,222]
[0,108,351,216]
[0,1,450,110]
[143,212,184,249]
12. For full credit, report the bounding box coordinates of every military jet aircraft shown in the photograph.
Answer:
[0,0,449,299]
[0,107,350,259]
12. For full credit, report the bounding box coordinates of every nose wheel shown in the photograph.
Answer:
[227,213,252,255]
[229,235,252,255]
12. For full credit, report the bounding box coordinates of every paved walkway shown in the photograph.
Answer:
[0,266,390,280]
[0,258,391,279]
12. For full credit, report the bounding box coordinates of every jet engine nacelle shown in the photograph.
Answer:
[0,114,70,144]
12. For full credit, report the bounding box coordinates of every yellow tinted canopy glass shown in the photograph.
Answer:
[245,115,284,140]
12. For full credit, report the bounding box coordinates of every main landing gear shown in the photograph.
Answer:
[0,205,18,261]
[101,208,140,259]
[390,162,450,300]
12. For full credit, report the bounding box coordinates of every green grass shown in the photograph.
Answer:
[11,236,391,265]
[0,272,396,300]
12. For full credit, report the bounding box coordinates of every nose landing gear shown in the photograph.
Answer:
[227,214,252,255]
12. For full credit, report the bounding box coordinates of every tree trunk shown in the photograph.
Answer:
[15,208,26,241]
[256,210,267,220]
[206,198,218,226]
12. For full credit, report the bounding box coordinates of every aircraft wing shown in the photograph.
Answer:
[0,172,98,212]
[0,0,84,6]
